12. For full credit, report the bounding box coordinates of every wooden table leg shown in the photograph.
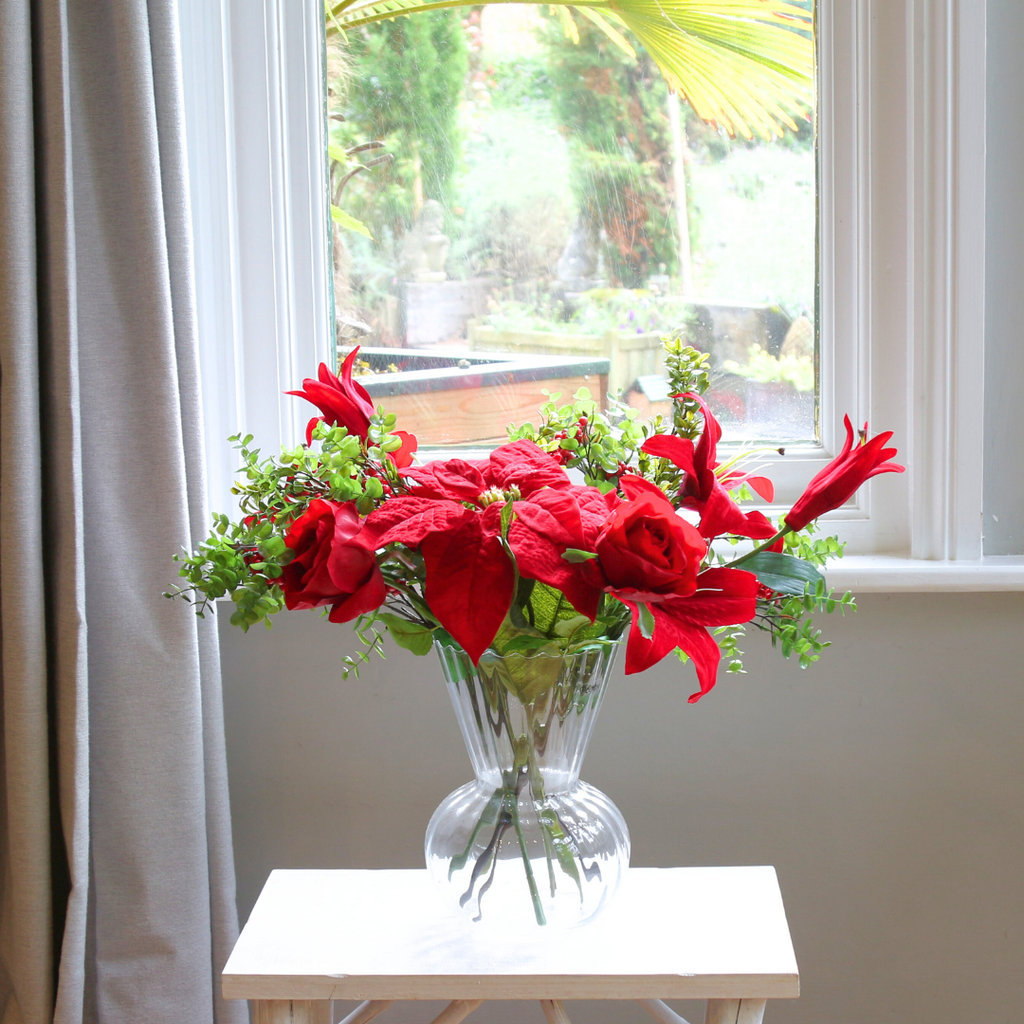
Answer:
[338,1000,395,1024]
[540,999,572,1024]
[704,999,767,1024]
[253,1000,333,1024]
[637,998,695,1024]
[427,1000,483,1024]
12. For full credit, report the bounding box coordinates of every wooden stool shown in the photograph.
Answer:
[223,866,799,1024]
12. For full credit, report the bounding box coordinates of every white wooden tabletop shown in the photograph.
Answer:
[223,867,799,1002]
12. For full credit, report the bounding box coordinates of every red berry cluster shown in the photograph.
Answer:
[548,417,590,465]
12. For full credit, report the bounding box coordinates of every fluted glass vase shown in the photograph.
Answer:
[425,640,629,931]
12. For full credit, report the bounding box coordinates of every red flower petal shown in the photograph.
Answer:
[618,474,676,510]
[640,433,697,474]
[698,486,779,541]
[511,490,583,548]
[744,475,775,502]
[487,439,570,496]
[403,459,488,502]
[508,519,602,621]
[422,515,514,663]
[362,498,472,549]
[327,567,388,623]
[619,568,759,701]
[641,401,778,541]
[387,430,418,470]
[286,351,375,439]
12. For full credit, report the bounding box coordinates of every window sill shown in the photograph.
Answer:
[823,556,1024,593]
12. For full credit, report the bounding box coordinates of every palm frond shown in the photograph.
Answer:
[573,7,636,58]
[326,0,814,139]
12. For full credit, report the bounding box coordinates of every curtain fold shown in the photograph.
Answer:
[0,2,245,1022]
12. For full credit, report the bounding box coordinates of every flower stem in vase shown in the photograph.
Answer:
[427,642,629,931]
[509,764,547,926]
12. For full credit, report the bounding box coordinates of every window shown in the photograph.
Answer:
[325,4,817,449]
[181,0,1023,587]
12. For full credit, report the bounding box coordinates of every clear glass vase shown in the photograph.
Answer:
[425,640,630,931]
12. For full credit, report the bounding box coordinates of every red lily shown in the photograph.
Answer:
[287,348,376,445]
[287,348,418,467]
[641,394,777,541]
[718,467,775,502]
[784,416,905,531]
[360,440,574,662]
[616,567,759,702]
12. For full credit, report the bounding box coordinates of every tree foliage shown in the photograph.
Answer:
[328,1,814,143]
[337,12,468,243]
[544,20,676,286]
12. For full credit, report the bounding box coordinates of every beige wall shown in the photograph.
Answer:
[220,592,1024,1024]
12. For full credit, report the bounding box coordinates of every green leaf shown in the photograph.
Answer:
[330,204,373,239]
[377,613,435,656]
[561,548,599,563]
[502,635,558,654]
[260,535,287,558]
[636,602,656,640]
[744,551,826,596]
[500,500,516,543]
[538,808,584,899]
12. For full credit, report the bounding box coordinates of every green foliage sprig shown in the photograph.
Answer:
[165,419,407,632]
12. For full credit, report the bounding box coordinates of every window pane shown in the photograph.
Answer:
[326,3,816,447]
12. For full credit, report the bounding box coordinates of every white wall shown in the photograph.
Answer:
[220,592,1024,1024]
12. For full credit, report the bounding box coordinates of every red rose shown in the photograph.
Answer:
[281,499,386,623]
[594,476,707,601]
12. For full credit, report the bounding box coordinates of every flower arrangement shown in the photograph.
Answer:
[169,337,903,928]
[170,339,903,701]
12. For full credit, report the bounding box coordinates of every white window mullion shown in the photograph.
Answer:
[907,0,986,561]
[184,0,331,514]
[180,0,246,518]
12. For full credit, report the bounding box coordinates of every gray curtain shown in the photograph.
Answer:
[0,2,245,1023]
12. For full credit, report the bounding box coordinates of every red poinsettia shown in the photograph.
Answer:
[784,416,905,531]
[641,394,777,541]
[281,499,386,623]
[506,484,620,621]
[287,348,418,468]
[360,439,574,662]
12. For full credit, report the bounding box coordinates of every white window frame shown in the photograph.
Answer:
[179,0,1024,590]
[180,0,332,518]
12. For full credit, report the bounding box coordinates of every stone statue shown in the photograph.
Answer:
[556,213,602,292]
[399,200,450,282]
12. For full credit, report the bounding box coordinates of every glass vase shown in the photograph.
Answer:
[425,640,629,931]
